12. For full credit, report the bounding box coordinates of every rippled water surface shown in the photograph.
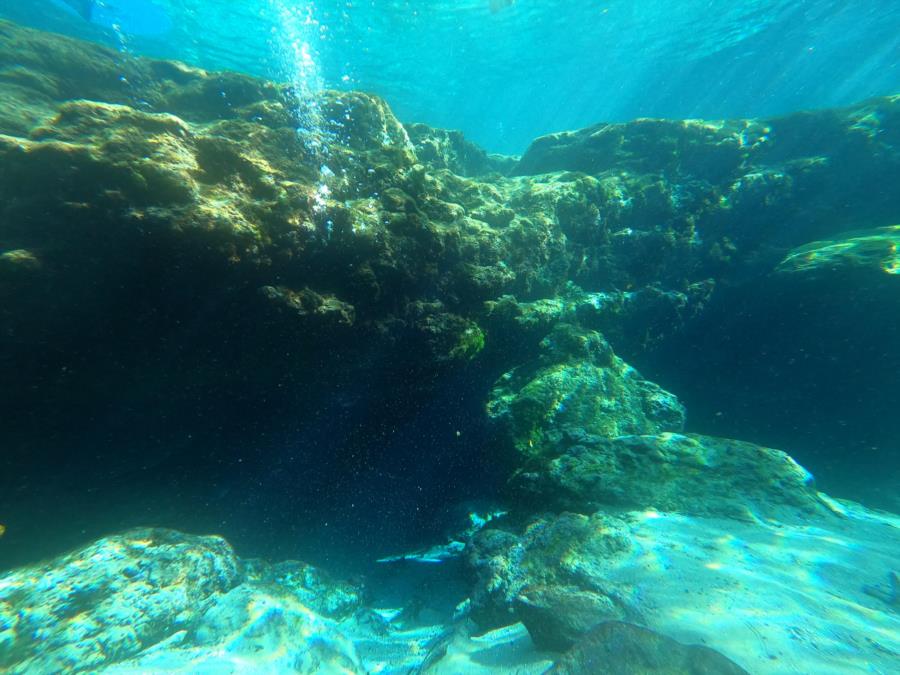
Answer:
[2,0,898,151]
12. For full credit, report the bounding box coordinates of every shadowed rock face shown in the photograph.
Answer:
[509,433,829,521]
[548,621,749,675]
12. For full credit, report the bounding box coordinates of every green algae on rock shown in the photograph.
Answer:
[1,18,899,674]
[511,433,831,521]
[3,20,899,476]
[487,324,685,460]
[405,122,517,177]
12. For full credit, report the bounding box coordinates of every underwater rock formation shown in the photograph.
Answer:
[513,100,900,246]
[509,432,830,520]
[243,558,365,620]
[0,528,364,674]
[467,512,641,650]
[0,528,241,672]
[3,19,899,494]
[405,122,517,177]
[487,323,686,461]
[2,509,898,674]
[100,584,363,673]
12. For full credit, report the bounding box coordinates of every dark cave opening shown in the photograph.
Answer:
[0,306,512,573]
[0,209,518,574]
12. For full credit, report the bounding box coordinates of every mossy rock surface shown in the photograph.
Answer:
[487,324,685,460]
[513,432,830,521]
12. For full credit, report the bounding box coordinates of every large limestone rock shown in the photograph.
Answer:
[2,20,898,448]
[0,529,364,674]
[512,432,831,521]
[100,584,363,674]
[512,97,900,253]
[405,122,517,177]
[243,557,365,620]
[0,529,241,673]
[513,117,759,180]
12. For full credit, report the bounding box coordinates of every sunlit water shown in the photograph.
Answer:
[2,0,897,152]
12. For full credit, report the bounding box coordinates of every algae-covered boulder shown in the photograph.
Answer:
[467,512,641,649]
[0,528,241,673]
[513,117,756,181]
[243,558,365,620]
[405,122,517,177]
[513,96,900,244]
[512,432,830,521]
[487,323,685,460]
[483,282,714,364]
[486,320,827,521]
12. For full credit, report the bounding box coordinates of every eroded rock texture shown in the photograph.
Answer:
[0,529,364,674]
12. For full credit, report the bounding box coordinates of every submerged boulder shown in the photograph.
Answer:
[243,558,365,620]
[513,117,756,181]
[512,432,830,521]
[0,528,241,673]
[2,24,900,645]
[0,529,364,674]
[405,122,517,177]
[467,512,640,650]
[101,583,364,674]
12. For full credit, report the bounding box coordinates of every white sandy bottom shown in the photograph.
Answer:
[595,504,900,674]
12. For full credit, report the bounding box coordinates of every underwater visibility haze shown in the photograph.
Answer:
[0,1,899,672]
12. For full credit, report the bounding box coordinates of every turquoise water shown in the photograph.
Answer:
[0,2,899,673]
[3,1,898,152]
